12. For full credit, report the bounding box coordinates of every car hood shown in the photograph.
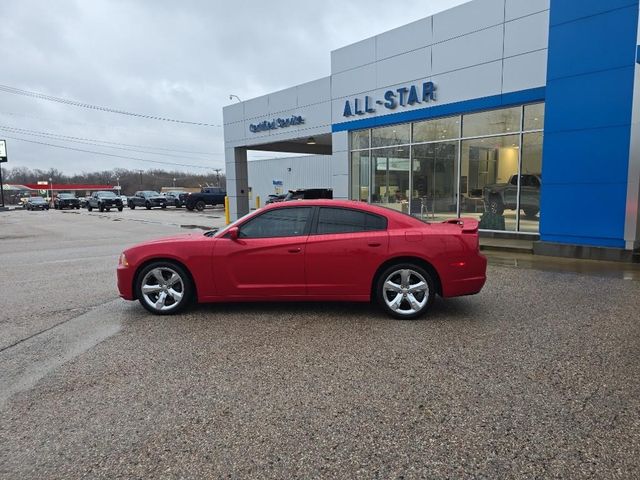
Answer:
[128,233,202,249]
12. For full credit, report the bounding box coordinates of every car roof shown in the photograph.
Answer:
[262,199,424,224]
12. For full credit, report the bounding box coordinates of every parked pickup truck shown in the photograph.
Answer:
[128,191,168,210]
[483,174,541,218]
[185,187,226,211]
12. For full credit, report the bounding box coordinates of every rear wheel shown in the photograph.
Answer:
[376,263,435,320]
[145,201,151,210]
[136,261,193,315]
[130,204,135,209]
[99,203,104,212]
[88,205,93,212]
[118,206,123,212]
[195,200,206,211]
[523,207,539,218]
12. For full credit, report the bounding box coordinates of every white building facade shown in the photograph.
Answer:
[224,0,640,260]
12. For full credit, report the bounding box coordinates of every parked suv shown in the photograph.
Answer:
[128,191,168,210]
[54,193,80,210]
[483,174,541,217]
[87,191,123,212]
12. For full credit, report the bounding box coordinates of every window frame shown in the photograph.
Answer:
[236,205,314,239]
[310,206,388,236]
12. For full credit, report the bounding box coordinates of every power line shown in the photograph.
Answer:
[0,84,223,127]
[3,135,220,170]
[0,125,215,161]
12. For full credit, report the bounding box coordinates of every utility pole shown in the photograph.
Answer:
[213,168,222,187]
[139,170,143,186]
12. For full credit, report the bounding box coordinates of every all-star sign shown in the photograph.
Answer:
[0,139,7,163]
[343,81,437,117]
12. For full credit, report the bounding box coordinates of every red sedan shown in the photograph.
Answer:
[117,200,487,319]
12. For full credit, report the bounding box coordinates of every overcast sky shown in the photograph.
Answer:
[1,0,467,176]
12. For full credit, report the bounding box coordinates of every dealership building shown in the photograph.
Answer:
[224,0,640,260]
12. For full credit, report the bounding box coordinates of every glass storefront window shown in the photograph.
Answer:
[413,116,460,143]
[350,103,545,233]
[350,151,370,202]
[519,132,543,233]
[371,146,410,212]
[462,106,521,138]
[524,103,545,131]
[351,129,370,150]
[411,142,459,222]
[460,134,520,231]
[371,124,410,148]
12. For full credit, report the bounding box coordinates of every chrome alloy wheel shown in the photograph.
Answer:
[382,268,429,316]
[140,267,185,312]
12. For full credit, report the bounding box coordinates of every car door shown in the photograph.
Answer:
[213,206,313,298]
[305,207,389,297]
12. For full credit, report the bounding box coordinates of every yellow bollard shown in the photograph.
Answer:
[224,196,230,225]
[255,195,261,210]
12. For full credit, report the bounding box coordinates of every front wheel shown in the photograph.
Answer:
[376,263,435,320]
[136,261,193,315]
[99,203,104,212]
[118,207,123,212]
[523,207,539,218]
[130,204,135,210]
[88,205,93,212]
[145,201,151,210]
[195,200,206,211]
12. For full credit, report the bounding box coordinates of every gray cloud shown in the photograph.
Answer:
[0,0,466,175]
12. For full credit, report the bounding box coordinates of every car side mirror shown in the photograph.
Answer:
[228,227,239,240]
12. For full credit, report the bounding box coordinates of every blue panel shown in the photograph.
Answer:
[540,0,638,249]
[544,67,635,133]
[550,0,638,26]
[540,183,627,242]
[542,127,633,184]
[547,6,638,80]
[332,87,546,133]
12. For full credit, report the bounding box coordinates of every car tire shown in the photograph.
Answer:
[523,207,539,218]
[376,263,435,320]
[487,196,504,216]
[145,201,151,210]
[88,205,93,212]
[135,261,193,315]
[106,208,111,212]
[195,200,206,211]
[130,205,135,210]
[186,205,194,211]
[161,204,166,209]
[99,203,105,212]
[118,207,123,212]
[175,202,182,208]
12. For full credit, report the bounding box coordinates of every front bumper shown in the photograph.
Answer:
[117,264,135,300]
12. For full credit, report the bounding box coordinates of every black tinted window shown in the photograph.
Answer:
[316,208,387,234]
[239,207,311,238]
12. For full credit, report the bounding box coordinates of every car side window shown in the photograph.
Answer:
[239,207,312,239]
[316,207,387,235]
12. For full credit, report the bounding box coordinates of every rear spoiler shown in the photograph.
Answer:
[443,218,479,234]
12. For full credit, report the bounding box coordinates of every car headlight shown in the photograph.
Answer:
[118,253,129,267]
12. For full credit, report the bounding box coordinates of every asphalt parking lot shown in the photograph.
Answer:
[1,207,639,479]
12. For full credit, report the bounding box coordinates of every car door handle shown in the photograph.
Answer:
[368,242,382,247]
[288,248,302,253]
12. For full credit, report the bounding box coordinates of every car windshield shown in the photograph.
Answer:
[143,191,160,196]
[97,192,117,198]
[59,194,75,199]
[32,197,45,203]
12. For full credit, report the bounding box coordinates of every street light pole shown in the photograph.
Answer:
[214,168,222,187]
[173,177,176,188]
[48,177,53,207]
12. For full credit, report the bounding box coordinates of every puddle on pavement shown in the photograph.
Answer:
[486,251,640,281]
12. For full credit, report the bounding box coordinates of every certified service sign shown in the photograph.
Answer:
[0,140,7,163]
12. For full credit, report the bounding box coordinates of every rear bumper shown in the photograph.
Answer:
[441,253,487,298]
[117,265,135,300]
